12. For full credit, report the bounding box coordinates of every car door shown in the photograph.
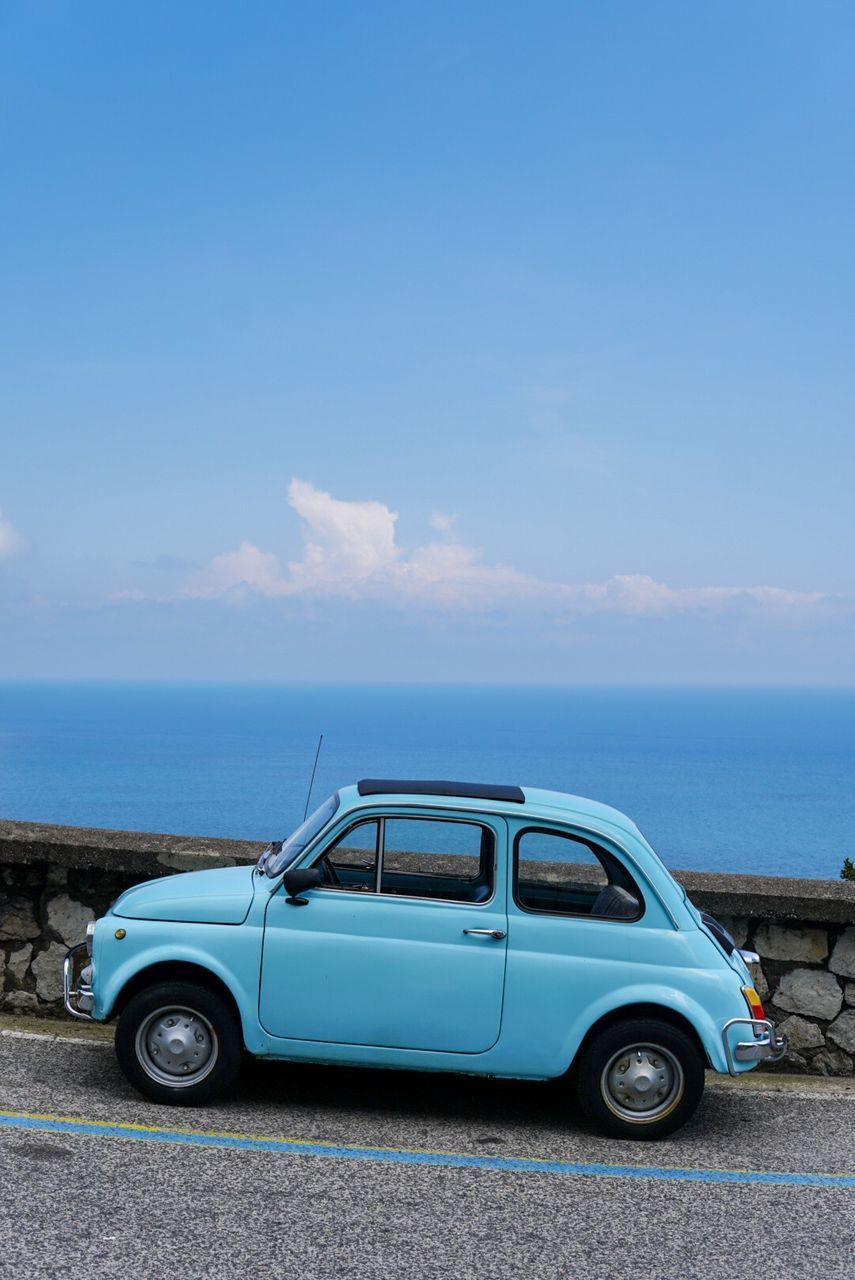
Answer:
[499,821,652,1074]
[259,808,508,1053]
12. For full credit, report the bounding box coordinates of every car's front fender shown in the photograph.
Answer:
[93,919,265,1053]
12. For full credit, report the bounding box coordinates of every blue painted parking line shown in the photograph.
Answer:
[1,1110,853,1188]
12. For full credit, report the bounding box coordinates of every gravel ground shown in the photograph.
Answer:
[1,1024,853,1279]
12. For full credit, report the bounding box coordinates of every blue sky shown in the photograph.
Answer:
[1,1,853,682]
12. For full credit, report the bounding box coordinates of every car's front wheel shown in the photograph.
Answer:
[574,1017,705,1139]
[115,981,242,1105]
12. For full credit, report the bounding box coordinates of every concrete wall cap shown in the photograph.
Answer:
[0,818,262,874]
[2,819,855,922]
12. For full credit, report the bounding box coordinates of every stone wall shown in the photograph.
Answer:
[676,869,855,1075]
[0,819,261,1014]
[2,818,855,1074]
[711,915,855,1075]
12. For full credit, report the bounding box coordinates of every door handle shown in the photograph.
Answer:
[463,928,506,940]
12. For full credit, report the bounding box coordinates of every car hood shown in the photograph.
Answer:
[111,864,257,924]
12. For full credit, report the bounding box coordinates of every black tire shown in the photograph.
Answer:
[115,981,242,1105]
[574,1017,705,1140]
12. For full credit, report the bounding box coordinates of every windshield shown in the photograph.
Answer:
[265,793,340,878]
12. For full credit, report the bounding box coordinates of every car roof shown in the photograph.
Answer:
[357,778,525,804]
[337,780,644,843]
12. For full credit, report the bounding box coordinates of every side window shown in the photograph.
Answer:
[515,829,642,920]
[381,818,494,904]
[316,819,379,892]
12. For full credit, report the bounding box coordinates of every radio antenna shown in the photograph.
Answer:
[303,733,324,820]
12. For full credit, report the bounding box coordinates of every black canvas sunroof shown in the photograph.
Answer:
[356,778,526,804]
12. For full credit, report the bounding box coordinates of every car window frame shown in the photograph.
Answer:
[307,810,500,908]
[512,824,645,923]
[264,792,341,878]
[314,816,383,892]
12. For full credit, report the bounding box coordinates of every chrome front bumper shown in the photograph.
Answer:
[63,942,95,1022]
[722,1017,787,1076]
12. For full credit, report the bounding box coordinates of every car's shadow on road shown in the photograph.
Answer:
[224,1054,753,1153]
[234,1052,573,1134]
[55,1036,737,1149]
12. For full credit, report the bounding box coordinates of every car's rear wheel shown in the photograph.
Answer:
[574,1017,705,1139]
[116,981,242,1105]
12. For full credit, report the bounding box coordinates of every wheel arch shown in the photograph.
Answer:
[110,960,243,1030]
[568,1002,711,1073]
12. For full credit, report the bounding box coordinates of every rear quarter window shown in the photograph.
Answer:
[514,827,643,921]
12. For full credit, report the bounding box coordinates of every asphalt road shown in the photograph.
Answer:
[1,1023,853,1280]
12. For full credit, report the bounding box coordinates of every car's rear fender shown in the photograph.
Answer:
[560,983,733,1075]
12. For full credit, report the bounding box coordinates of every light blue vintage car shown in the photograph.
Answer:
[64,779,785,1139]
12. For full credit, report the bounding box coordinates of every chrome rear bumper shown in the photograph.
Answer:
[63,942,95,1022]
[722,1017,787,1076]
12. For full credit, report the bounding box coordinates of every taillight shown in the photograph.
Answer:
[742,985,765,1021]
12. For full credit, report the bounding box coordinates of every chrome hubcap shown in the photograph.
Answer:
[135,1006,218,1088]
[601,1043,684,1123]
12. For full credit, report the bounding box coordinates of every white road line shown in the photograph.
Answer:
[0,1028,110,1048]
[712,1086,855,1103]
[707,1077,855,1102]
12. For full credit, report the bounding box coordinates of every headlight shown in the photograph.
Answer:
[85,920,96,957]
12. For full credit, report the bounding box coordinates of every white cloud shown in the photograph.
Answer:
[108,588,147,602]
[185,541,288,600]
[174,479,825,617]
[0,509,25,560]
[556,574,824,616]
[430,510,457,533]
[402,541,541,607]
[285,478,400,591]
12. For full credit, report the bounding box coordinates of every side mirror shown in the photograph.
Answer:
[283,865,324,906]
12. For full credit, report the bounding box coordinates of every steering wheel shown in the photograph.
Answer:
[317,855,342,888]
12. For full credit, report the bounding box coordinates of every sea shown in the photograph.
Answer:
[0,682,852,880]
